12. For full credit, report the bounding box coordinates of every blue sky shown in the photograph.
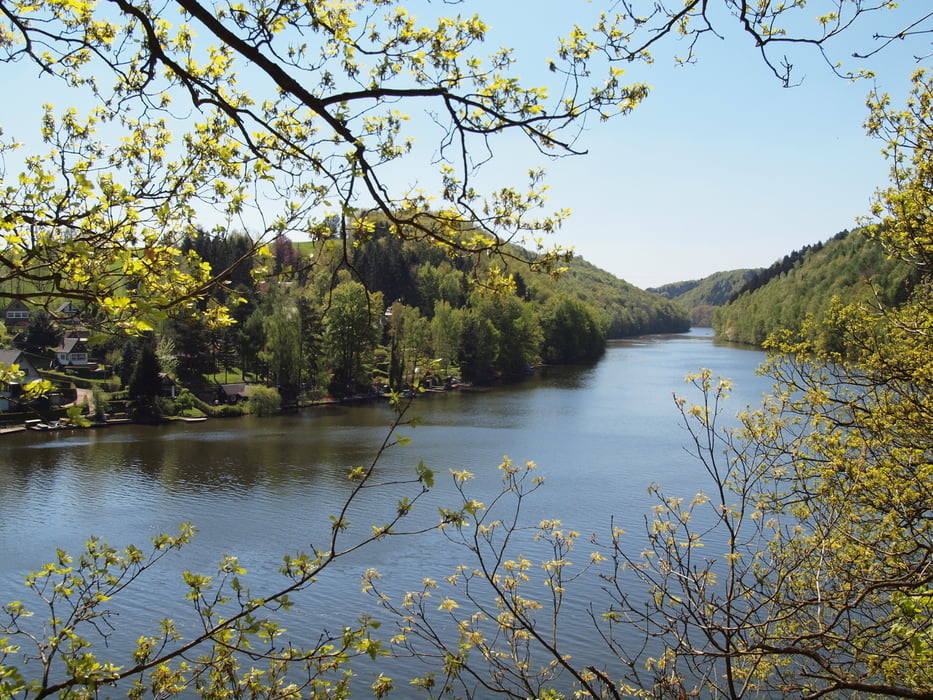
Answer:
[471,2,926,289]
[547,54,897,289]
[3,1,925,290]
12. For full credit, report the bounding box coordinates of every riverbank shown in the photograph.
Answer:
[0,332,767,700]
[0,382,473,438]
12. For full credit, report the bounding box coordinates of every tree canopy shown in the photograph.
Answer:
[0,0,928,335]
[3,1,933,698]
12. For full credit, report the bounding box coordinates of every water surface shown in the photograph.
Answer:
[0,329,770,694]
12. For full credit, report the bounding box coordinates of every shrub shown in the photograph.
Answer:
[211,404,246,417]
[91,385,110,421]
[248,386,281,416]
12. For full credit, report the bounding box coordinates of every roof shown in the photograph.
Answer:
[56,301,80,315]
[3,300,29,312]
[56,337,87,354]
[219,383,251,398]
[0,349,35,382]
[0,349,26,366]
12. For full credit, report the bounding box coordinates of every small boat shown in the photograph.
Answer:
[24,419,74,431]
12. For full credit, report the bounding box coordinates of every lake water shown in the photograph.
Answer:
[0,329,771,696]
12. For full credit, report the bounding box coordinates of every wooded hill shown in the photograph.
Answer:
[6,218,691,421]
[712,229,918,346]
[649,269,760,327]
[99,223,691,405]
[532,256,690,338]
[323,222,690,341]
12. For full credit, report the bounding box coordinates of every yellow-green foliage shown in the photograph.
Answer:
[713,229,916,346]
[248,385,282,416]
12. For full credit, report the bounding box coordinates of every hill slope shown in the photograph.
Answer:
[549,257,691,337]
[713,230,917,346]
[341,228,692,339]
[649,269,759,327]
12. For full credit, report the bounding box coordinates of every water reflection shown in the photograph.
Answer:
[0,330,771,696]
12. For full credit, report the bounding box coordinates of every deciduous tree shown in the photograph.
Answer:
[2,1,933,698]
[364,65,933,700]
[385,301,430,392]
[540,294,607,363]
[323,278,384,396]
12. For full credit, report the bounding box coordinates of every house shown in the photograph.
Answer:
[2,300,31,328]
[0,348,41,382]
[0,349,41,411]
[55,336,89,366]
[218,383,252,404]
[55,301,83,325]
[62,328,90,342]
[160,373,178,399]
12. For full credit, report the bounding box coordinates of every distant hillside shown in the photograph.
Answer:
[649,269,759,327]
[548,257,690,337]
[299,224,690,341]
[713,229,918,346]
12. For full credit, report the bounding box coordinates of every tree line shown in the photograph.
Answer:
[5,216,691,421]
[2,0,933,698]
[713,228,919,347]
[163,220,686,406]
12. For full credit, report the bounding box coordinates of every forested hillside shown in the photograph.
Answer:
[3,214,690,421]
[713,229,917,346]
[337,223,690,341]
[533,257,690,338]
[649,269,759,326]
[82,220,690,408]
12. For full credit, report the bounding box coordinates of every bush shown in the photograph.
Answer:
[91,385,109,421]
[175,390,218,416]
[248,385,281,416]
[155,396,176,417]
[211,404,246,417]
[173,390,200,414]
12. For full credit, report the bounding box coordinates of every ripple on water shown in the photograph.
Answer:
[0,334,769,692]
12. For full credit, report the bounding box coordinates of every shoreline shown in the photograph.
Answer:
[1,354,624,438]
[0,383,475,437]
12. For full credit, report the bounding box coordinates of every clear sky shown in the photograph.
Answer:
[469,2,926,290]
[3,1,925,291]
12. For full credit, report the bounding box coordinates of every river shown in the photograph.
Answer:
[0,328,771,697]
